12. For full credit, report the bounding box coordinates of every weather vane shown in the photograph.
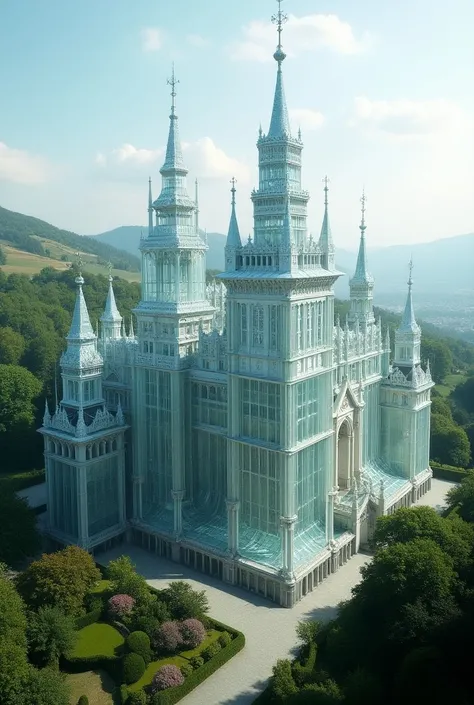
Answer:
[272,0,288,50]
[75,252,84,272]
[360,190,367,228]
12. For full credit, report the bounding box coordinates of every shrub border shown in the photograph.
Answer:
[431,461,468,482]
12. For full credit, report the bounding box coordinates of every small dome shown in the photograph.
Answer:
[273,47,286,63]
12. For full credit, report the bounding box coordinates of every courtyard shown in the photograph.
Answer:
[100,478,455,705]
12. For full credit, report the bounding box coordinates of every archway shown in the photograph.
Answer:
[337,419,352,489]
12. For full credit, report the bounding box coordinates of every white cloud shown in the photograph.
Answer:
[289,108,324,131]
[141,27,163,52]
[95,138,249,183]
[0,142,50,184]
[231,13,369,62]
[187,34,209,49]
[352,97,470,139]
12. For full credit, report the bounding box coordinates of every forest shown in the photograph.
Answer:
[0,266,472,477]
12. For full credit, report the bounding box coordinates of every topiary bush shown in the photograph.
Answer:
[202,641,221,662]
[180,663,193,678]
[77,697,89,705]
[153,621,182,654]
[152,664,185,692]
[179,619,206,649]
[126,631,151,665]
[218,631,232,648]
[123,652,146,685]
[127,692,148,705]
[108,594,136,619]
[189,656,204,669]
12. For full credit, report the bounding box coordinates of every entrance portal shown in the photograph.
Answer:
[337,419,352,489]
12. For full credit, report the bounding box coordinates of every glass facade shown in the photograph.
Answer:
[381,406,410,477]
[87,457,120,536]
[363,382,380,463]
[191,383,227,429]
[48,460,78,537]
[296,373,331,443]
[241,379,281,444]
[296,437,330,533]
[143,369,172,513]
[190,429,227,509]
[239,444,280,535]
[415,405,430,474]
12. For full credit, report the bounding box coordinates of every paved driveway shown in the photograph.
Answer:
[100,479,455,705]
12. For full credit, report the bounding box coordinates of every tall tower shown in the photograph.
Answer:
[381,263,433,480]
[349,192,375,326]
[40,269,127,550]
[220,0,342,607]
[132,67,214,543]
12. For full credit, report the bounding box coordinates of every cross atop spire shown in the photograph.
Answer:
[408,258,414,288]
[167,63,179,117]
[230,177,237,206]
[272,0,288,63]
[360,189,367,230]
[106,261,113,281]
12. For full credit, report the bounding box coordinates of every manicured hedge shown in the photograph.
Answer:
[62,653,120,682]
[431,461,467,482]
[75,607,103,630]
[149,629,245,705]
[1,468,45,492]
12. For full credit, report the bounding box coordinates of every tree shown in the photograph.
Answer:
[0,489,40,568]
[447,470,474,523]
[421,338,452,383]
[430,413,471,468]
[0,327,25,365]
[23,666,70,705]
[107,555,152,606]
[161,580,209,621]
[15,545,101,616]
[0,641,30,705]
[0,364,42,433]
[0,567,27,649]
[27,606,77,666]
[453,377,474,415]
[271,659,298,700]
[371,506,474,576]
[0,246,6,265]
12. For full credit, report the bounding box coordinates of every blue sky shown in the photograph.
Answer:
[1,0,473,249]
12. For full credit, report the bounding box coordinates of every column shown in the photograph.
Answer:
[226,500,240,556]
[349,429,355,485]
[280,515,297,577]
[327,486,338,543]
[172,490,185,538]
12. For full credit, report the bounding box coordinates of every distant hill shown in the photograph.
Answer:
[0,206,140,273]
[91,226,473,297]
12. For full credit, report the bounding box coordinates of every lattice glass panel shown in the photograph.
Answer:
[415,405,430,475]
[49,460,78,538]
[363,382,380,463]
[295,436,330,532]
[87,456,120,536]
[241,379,281,444]
[239,444,280,535]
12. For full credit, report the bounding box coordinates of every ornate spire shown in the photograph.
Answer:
[101,263,122,338]
[399,260,420,334]
[148,177,153,236]
[268,1,291,138]
[67,262,95,342]
[352,190,373,285]
[225,177,242,250]
[161,64,185,172]
[319,176,335,270]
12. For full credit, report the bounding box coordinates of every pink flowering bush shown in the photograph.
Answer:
[152,664,185,692]
[108,593,135,618]
[179,618,206,648]
[153,620,182,653]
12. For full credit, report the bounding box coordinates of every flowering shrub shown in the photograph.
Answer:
[153,620,182,653]
[152,664,185,692]
[179,618,206,648]
[108,593,135,618]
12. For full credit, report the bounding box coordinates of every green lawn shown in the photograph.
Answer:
[436,372,467,397]
[89,579,112,595]
[71,623,124,659]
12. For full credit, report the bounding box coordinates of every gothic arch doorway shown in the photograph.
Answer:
[337,419,352,489]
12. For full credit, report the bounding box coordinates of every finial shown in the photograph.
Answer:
[75,253,84,285]
[271,0,288,64]
[167,63,179,116]
[408,258,414,288]
[259,123,263,138]
[230,177,237,206]
[298,126,302,141]
[323,175,330,208]
[106,261,113,282]
[360,189,367,230]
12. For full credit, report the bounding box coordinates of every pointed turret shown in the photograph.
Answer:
[226,178,242,250]
[393,260,421,370]
[161,65,185,172]
[268,1,290,137]
[319,176,335,270]
[67,273,96,343]
[101,270,123,341]
[349,191,375,326]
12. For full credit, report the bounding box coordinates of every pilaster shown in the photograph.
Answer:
[280,514,297,578]
[226,499,240,556]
